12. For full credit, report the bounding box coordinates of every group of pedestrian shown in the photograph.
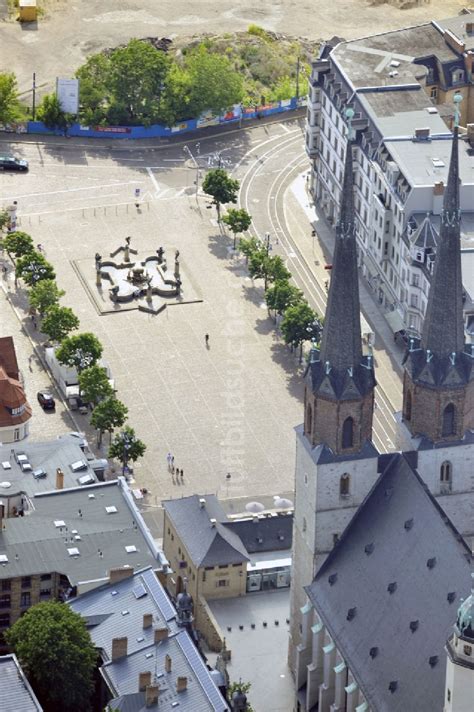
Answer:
[167,452,184,481]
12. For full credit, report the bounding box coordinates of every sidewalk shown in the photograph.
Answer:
[285,171,403,413]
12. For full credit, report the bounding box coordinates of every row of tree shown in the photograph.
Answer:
[2,230,146,470]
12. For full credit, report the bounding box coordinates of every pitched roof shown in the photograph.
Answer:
[0,654,43,712]
[0,368,32,428]
[70,567,229,712]
[410,215,438,250]
[0,479,165,582]
[0,337,20,380]
[223,513,293,554]
[305,453,472,712]
[163,496,249,567]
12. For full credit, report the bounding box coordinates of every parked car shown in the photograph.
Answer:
[0,155,29,172]
[37,391,56,410]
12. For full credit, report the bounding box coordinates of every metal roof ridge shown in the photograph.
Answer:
[34,478,118,498]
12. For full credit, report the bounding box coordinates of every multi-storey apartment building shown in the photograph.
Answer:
[306,11,474,336]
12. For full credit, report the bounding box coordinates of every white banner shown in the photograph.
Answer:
[56,78,79,115]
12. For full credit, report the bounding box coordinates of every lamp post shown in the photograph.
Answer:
[264,232,271,254]
[183,144,200,199]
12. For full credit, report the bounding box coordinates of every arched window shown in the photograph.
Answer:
[306,403,313,438]
[442,404,456,437]
[342,417,354,449]
[440,461,452,491]
[405,390,412,421]
[340,473,350,497]
[302,517,307,533]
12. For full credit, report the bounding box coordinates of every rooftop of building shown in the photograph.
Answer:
[0,337,20,380]
[0,654,43,712]
[0,368,31,428]
[305,452,472,712]
[0,434,101,499]
[69,566,229,712]
[0,478,166,583]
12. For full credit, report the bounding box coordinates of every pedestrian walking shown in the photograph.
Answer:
[171,455,175,474]
[180,469,184,480]
[205,333,210,348]
[166,452,172,472]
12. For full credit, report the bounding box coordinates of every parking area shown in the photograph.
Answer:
[207,589,293,712]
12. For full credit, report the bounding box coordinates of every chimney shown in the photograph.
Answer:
[154,627,168,644]
[111,637,128,661]
[433,181,444,196]
[199,497,206,509]
[109,566,134,585]
[143,613,153,629]
[56,467,64,490]
[139,671,152,691]
[145,684,160,707]
[209,518,217,527]
[176,676,188,693]
[414,127,430,140]
[165,654,172,673]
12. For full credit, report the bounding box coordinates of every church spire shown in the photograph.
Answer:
[319,108,363,372]
[304,108,376,455]
[421,123,464,358]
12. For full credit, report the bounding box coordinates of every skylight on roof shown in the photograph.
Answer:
[0,554,8,563]
[105,505,118,514]
[145,653,154,659]
[426,107,438,114]
[54,520,66,528]
[432,158,445,168]
[67,547,80,557]
[133,583,147,599]
[121,610,130,616]
[125,545,137,553]
[1,462,11,470]
[88,494,95,499]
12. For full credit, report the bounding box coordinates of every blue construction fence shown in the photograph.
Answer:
[24,97,303,139]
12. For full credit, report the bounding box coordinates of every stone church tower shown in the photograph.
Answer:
[289,124,378,675]
[402,126,474,443]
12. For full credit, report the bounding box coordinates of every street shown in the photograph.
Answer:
[0,115,403,509]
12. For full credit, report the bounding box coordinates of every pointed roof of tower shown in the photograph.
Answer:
[421,127,464,358]
[319,137,363,371]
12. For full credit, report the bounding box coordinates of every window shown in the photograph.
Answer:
[306,403,313,437]
[21,577,31,589]
[430,86,438,100]
[0,614,10,629]
[464,645,472,656]
[412,273,420,287]
[20,592,31,608]
[40,589,51,599]
[340,474,350,497]
[217,580,229,588]
[451,69,465,85]
[342,417,354,449]
[405,391,412,421]
[442,404,456,437]
[447,690,451,702]
[218,565,228,570]
[410,294,418,308]
[14,428,20,442]
[2,580,11,592]
[0,595,10,609]
[40,574,51,581]
[333,533,340,547]
[440,461,452,487]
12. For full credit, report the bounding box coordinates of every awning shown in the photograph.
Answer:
[385,310,405,334]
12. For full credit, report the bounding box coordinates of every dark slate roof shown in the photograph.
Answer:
[422,128,465,359]
[163,496,249,567]
[223,513,293,554]
[0,654,43,712]
[410,215,438,250]
[310,138,376,400]
[305,453,472,712]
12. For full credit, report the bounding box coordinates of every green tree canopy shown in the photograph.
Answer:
[184,46,244,117]
[265,280,303,315]
[91,397,128,444]
[109,425,147,470]
[41,305,80,343]
[78,364,114,406]
[5,601,97,712]
[222,208,252,248]
[202,168,239,219]
[281,301,318,359]
[0,208,10,231]
[248,251,291,289]
[0,72,22,124]
[28,279,65,315]
[3,231,35,258]
[37,93,73,130]
[15,252,55,286]
[56,332,103,372]
[239,235,260,262]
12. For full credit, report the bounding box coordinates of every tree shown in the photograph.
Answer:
[265,280,303,315]
[0,208,11,232]
[222,208,252,249]
[202,168,239,220]
[56,332,103,372]
[28,279,65,316]
[3,231,34,258]
[78,364,114,407]
[185,46,244,118]
[91,397,128,445]
[5,601,97,712]
[281,301,318,361]
[37,93,73,130]
[228,681,255,712]
[15,251,55,286]
[0,72,22,124]
[239,235,260,263]
[41,305,80,343]
[248,251,291,290]
[109,425,147,475]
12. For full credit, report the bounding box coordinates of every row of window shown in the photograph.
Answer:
[405,396,457,437]
[306,407,355,451]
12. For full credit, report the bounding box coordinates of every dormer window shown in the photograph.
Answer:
[9,405,25,416]
[451,68,465,85]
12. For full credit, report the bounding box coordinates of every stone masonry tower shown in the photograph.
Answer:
[402,124,474,443]
[289,114,378,676]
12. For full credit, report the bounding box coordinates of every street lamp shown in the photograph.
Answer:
[306,318,323,344]
[264,232,272,254]
[183,144,200,199]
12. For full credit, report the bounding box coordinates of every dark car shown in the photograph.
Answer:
[0,155,29,172]
[37,391,56,410]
